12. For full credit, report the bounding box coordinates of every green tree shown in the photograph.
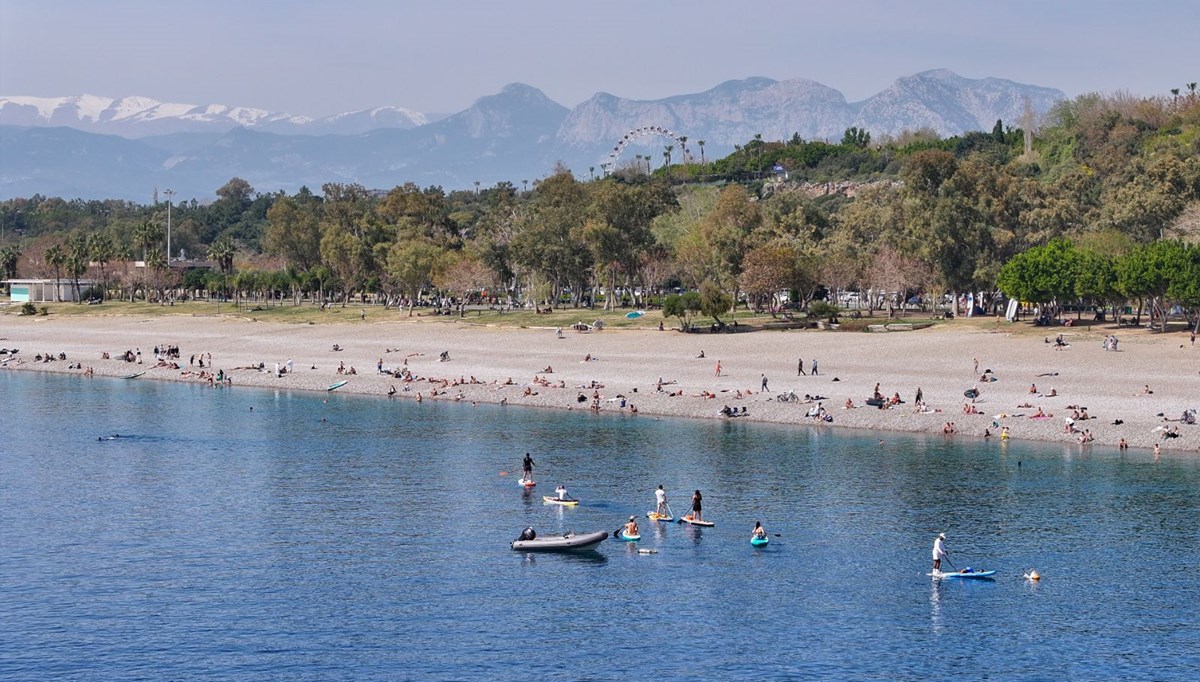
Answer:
[44,243,65,301]
[64,235,89,303]
[699,280,733,324]
[841,126,871,149]
[662,291,701,330]
[386,240,442,316]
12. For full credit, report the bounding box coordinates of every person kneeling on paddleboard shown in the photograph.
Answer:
[556,484,569,501]
[932,533,949,571]
[625,516,639,536]
[752,521,768,540]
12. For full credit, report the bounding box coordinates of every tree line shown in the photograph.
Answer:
[2,85,1198,329]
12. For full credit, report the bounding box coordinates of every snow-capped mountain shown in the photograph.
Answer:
[0,95,426,137]
[0,70,1067,200]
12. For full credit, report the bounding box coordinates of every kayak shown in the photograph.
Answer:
[678,515,715,527]
[122,371,146,380]
[750,535,769,547]
[931,569,996,580]
[542,496,578,506]
[327,380,348,391]
[647,511,674,522]
[512,530,607,552]
[616,531,641,542]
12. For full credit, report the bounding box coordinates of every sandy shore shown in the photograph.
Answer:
[3,313,1198,453]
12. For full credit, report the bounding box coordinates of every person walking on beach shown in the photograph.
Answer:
[655,485,668,517]
[690,489,703,522]
[811,359,818,376]
[715,360,722,377]
[798,358,806,376]
[932,533,949,571]
[761,374,769,392]
[522,453,535,483]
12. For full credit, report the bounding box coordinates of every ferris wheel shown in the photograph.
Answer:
[601,126,694,175]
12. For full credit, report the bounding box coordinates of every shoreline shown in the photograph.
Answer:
[3,314,1198,453]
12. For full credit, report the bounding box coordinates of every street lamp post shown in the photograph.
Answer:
[163,189,175,263]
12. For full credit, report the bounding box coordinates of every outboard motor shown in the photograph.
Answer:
[518,527,536,541]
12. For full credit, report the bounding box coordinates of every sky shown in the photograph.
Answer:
[1,0,1197,117]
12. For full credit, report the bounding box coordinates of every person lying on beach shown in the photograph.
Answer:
[542,366,553,373]
[1138,385,1153,395]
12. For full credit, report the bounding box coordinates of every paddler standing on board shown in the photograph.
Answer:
[654,484,668,517]
[522,453,535,484]
[932,533,949,571]
[690,489,703,522]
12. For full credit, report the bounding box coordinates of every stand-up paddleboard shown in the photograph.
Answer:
[518,478,536,488]
[615,530,641,542]
[327,380,348,392]
[647,511,674,522]
[678,515,715,527]
[750,535,769,547]
[122,371,146,380]
[930,569,996,580]
[542,496,578,506]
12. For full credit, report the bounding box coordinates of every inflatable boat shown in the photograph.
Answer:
[511,530,607,552]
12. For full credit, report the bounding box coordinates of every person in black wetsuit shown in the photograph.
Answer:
[522,453,534,482]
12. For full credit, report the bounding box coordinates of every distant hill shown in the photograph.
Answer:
[0,71,1066,200]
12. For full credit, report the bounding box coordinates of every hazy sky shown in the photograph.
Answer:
[1,0,1196,116]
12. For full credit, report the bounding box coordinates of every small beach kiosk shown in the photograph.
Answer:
[4,279,95,303]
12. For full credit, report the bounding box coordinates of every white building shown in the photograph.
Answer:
[4,279,96,303]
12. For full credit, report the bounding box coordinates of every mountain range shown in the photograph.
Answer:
[0,70,1065,201]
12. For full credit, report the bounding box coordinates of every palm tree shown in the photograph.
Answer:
[522,179,529,193]
[474,180,481,195]
[64,235,89,303]
[133,220,164,263]
[88,232,115,300]
[589,166,595,181]
[45,244,65,302]
[678,136,688,161]
[145,247,168,304]
[207,238,236,276]
[0,245,21,289]
[664,145,673,167]
[207,238,235,310]
[697,140,706,164]
[1189,82,1198,100]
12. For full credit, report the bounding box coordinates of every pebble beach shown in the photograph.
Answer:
[4,313,1198,453]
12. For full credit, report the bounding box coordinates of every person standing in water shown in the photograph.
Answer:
[521,453,535,483]
[932,533,949,571]
[654,485,668,516]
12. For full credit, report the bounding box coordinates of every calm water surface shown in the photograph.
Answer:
[2,371,1199,681]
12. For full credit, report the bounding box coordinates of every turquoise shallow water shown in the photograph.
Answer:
[2,371,1199,681]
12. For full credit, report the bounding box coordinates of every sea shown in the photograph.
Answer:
[2,371,1199,681]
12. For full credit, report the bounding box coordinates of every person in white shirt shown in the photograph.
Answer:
[932,533,949,571]
[555,485,568,500]
[654,485,668,516]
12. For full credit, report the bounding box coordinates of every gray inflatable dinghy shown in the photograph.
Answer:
[511,530,607,552]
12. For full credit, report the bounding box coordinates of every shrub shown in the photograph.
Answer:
[809,301,840,320]
[20,302,37,315]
